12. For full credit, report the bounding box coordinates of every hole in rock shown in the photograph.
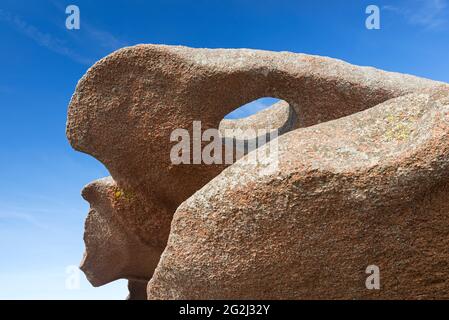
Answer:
[219,97,297,161]
[224,97,281,119]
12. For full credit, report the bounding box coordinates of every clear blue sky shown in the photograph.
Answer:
[0,0,448,299]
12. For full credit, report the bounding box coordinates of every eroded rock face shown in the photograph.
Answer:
[148,88,449,299]
[67,45,439,207]
[77,102,295,295]
[66,44,449,299]
[80,177,169,287]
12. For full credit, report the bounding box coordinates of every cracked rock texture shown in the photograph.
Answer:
[66,44,449,299]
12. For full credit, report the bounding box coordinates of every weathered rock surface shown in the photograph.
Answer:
[148,88,449,299]
[67,45,439,207]
[66,44,449,299]
[78,102,295,296]
[80,176,170,287]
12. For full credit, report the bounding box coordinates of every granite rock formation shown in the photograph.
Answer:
[66,44,449,299]
[77,102,295,297]
[149,88,449,299]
